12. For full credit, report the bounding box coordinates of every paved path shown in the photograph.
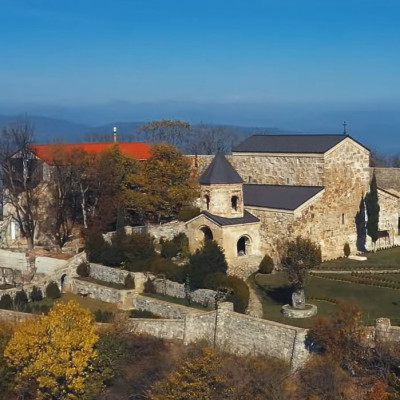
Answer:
[311,269,400,274]
[246,279,264,318]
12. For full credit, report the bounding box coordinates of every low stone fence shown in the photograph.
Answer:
[70,278,135,309]
[153,278,216,307]
[88,264,146,292]
[0,308,37,323]
[133,295,201,319]
[127,318,185,340]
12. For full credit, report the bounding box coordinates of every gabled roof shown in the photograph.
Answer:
[243,184,324,210]
[199,153,243,184]
[233,134,368,154]
[202,210,260,226]
[30,142,151,163]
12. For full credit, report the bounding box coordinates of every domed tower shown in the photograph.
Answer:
[199,154,244,218]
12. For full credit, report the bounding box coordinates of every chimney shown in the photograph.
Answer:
[113,126,117,143]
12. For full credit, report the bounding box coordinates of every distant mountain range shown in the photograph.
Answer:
[0,114,287,145]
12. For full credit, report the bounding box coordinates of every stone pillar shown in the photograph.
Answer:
[375,317,391,341]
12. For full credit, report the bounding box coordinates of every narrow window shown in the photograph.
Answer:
[205,195,210,210]
[341,213,345,225]
[231,195,239,211]
[248,176,252,183]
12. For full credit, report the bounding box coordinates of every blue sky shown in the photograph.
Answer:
[1,0,400,151]
[1,0,399,104]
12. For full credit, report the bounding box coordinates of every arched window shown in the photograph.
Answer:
[231,195,239,211]
[200,226,213,242]
[204,195,210,210]
[237,236,251,256]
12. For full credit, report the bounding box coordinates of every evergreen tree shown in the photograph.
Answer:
[365,173,380,250]
[355,194,367,252]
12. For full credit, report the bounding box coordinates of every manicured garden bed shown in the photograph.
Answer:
[255,271,400,328]
[142,292,214,311]
[314,246,400,271]
[77,276,126,290]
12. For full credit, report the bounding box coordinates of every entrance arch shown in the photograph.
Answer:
[237,236,251,256]
[200,226,213,242]
[61,273,67,291]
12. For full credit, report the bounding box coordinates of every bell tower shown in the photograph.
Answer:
[199,154,244,218]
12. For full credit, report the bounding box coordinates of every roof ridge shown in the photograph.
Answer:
[243,183,325,189]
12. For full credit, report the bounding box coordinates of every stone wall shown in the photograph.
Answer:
[127,318,185,340]
[133,295,202,319]
[153,278,217,306]
[374,168,400,195]
[377,189,400,248]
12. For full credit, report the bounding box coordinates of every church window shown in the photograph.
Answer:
[231,195,239,211]
[248,176,252,183]
[286,177,292,185]
[204,195,210,210]
[341,213,345,225]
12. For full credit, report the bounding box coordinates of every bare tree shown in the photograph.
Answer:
[0,119,44,249]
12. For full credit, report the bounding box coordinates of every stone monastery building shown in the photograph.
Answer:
[186,134,399,276]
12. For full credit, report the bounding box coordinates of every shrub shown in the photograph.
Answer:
[0,294,13,310]
[258,255,274,274]
[124,274,135,289]
[94,309,114,323]
[151,258,186,283]
[46,281,61,299]
[14,290,28,312]
[203,273,249,313]
[161,240,180,259]
[144,277,156,293]
[188,241,228,289]
[76,262,91,278]
[30,286,43,302]
[344,243,351,257]
[178,206,200,222]
[85,232,108,264]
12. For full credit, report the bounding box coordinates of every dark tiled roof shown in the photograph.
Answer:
[199,153,243,184]
[233,134,367,154]
[243,184,324,210]
[202,210,260,226]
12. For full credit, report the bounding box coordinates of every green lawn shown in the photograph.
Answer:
[255,271,400,328]
[314,247,400,270]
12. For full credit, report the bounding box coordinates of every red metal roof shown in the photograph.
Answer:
[30,142,151,162]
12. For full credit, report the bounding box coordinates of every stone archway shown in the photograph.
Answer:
[200,226,213,242]
[237,235,251,256]
[60,273,67,291]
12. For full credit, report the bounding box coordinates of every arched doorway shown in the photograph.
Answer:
[61,273,67,291]
[237,236,251,256]
[200,226,213,242]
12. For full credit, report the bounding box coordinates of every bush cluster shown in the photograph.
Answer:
[46,282,61,299]
[258,255,274,274]
[76,262,91,278]
[151,258,186,283]
[30,286,43,302]
[144,277,156,293]
[94,309,114,323]
[85,231,156,272]
[343,243,351,257]
[203,272,250,313]
[161,233,189,259]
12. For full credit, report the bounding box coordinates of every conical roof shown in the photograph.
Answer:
[199,154,243,184]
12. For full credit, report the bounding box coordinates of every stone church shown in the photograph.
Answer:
[186,134,400,277]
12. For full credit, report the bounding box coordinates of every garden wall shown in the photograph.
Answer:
[127,318,185,340]
[133,295,201,319]
[153,278,216,306]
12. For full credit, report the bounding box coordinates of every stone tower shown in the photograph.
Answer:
[199,154,244,217]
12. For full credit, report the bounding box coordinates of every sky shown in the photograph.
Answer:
[1,0,400,148]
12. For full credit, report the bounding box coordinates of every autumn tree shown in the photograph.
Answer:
[138,119,190,149]
[365,172,380,251]
[122,143,198,223]
[4,301,100,400]
[0,119,44,249]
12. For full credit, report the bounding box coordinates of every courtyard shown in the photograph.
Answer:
[255,246,400,328]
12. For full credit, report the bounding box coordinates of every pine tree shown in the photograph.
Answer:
[365,173,380,251]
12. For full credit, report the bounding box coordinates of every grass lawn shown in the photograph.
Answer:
[32,293,120,313]
[314,246,400,270]
[255,271,400,328]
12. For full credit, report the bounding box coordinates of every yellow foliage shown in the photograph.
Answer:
[4,301,99,400]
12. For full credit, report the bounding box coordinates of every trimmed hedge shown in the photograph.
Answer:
[76,262,91,278]
[151,258,186,284]
[258,255,274,274]
[0,294,13,310]
[46,282,61,299]
[14,290,28,311]
[30,286,43,302]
